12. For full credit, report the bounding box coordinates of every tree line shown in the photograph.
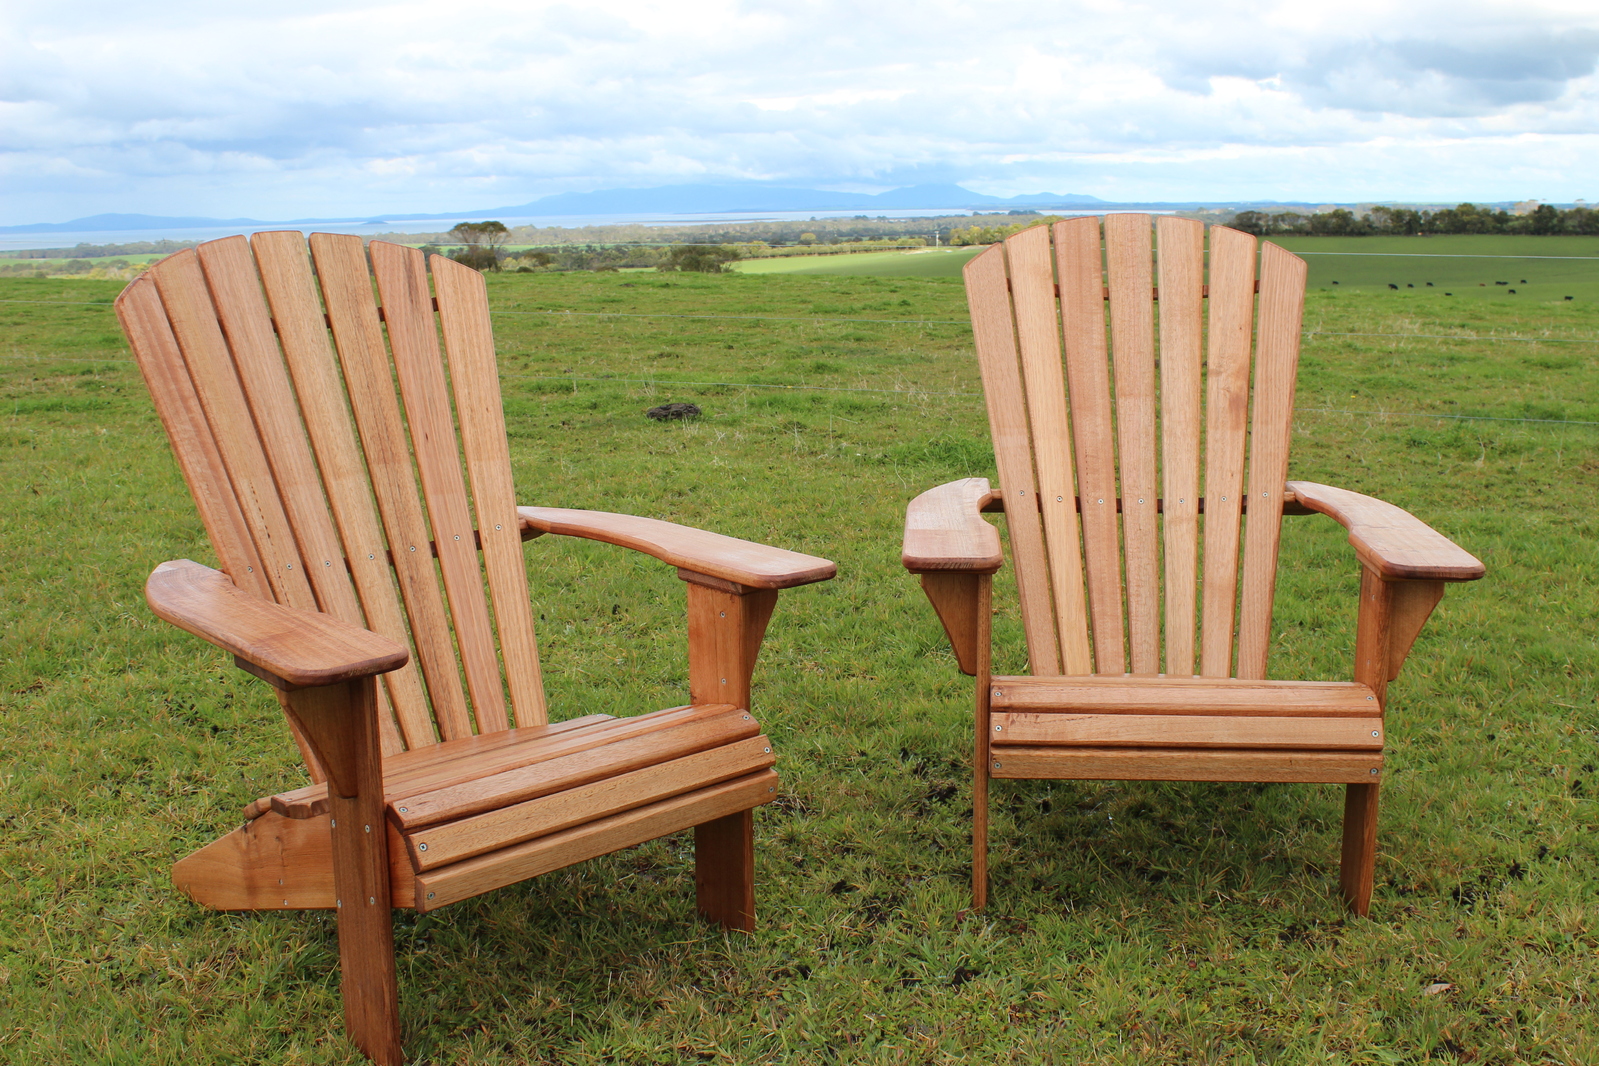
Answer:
[1230,203,1599,237]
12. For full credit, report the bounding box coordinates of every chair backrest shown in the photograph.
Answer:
[117,233,547,769]
[964,215,1307,680]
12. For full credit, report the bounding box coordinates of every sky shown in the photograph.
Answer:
[4,0,1599,224]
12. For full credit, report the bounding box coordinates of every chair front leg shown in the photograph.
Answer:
[682,573,778,931]
[285,677,404,1064]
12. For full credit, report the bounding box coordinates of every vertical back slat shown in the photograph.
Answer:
[368,241,510,735]
[147,251,318,613]
[964,248,1066,675]
[1006,227,1094,674]
[1154,217,1205,676]
[312,233,473,741]
[1235,242,1307,678]
[1103,214,1159,675]
[117,278,269,599]
[1054,218,1125,674]
[195,238,366,623]
[1198,227,1258,676]
[251,231,435,749]
[432,255,549,728]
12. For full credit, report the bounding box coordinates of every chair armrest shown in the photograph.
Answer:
[516,507,836,590]
[1285,481,1485,582]
[146,559,410,688]
[902,478,1003,574]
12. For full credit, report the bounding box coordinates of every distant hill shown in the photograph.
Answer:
[0,184,1105,233]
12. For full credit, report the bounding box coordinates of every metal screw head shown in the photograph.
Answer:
[720,611,726,618]
[454,534,460,540]
[994,725,1003,732]
[1371,730,1380,738]
[398,806,407,813]
[369,896,375,905]
[409,545,416,552]
[324,560,331,566]
[763,747,771,754]
[330,819,336,828]
[495,524,502,530]
[364,824,371,833]
[427,892,435,900]
[336,899,342,907]
[418,842,428,852]
[1367,695,1375,700]
[1097,498,1104,504]
[768,786,775,792]
[1369,768,1379,775]
[721,678,727,684]
[1057,495,1063,502]
[369,553,375,560]
[993,761,1002,769]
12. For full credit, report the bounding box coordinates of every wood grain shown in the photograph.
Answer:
[369,240,509,734]
[989,745,1383,783]
[1104,214,1160,675]
[991,711,1383,749]
[1285,481,1486,581]
[1235,241,1307,679]
[919,571,984,675]
[432,253,549,728]
[312,233,474,741]
[404,734,775,869]
[518,508,836,590]
[1198,225,1258,676]
[1054,217,1125,673]
[1155,217,1205,677]
[146,559,409,688]
[251,230,432,751]
[989,674,1380,716]
[147,250,319,613]
[390,706,759,828]
[413,769,779,910]
[901,477,1003,573]
[963,244,1068,674]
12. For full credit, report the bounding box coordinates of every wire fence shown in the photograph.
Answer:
[3,298,1598,428]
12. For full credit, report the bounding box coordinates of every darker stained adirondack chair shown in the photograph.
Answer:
[117,233,835,1064]
[902,216,1483,916]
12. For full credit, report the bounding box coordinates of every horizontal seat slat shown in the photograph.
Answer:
[268,706,739,819]
[992,712,1383,750]
[405,735,776,870]
[390,706,760,829]
[413,769,780,911]
[989,676,1380,717]
[989,745,1383,784]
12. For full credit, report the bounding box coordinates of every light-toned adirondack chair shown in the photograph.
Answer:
[902,216,1483,916]
[116,232,835,1064]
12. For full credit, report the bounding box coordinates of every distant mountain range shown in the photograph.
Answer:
[0,183,1109,233]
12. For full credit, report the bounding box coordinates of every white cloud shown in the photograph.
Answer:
[2,0,1598,221]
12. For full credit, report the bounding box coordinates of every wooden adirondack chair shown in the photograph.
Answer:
[116,232,836,1064]
[902,216,1483,916]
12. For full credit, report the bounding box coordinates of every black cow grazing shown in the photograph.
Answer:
[1509,289,1517,294]
[1565,295,1575,301]
[1426,281,1433,286]
[1445,292,1454,296]
[1521,279,1528,284]
[1388,283,1399,290]
[1331,280,1339,285]
[1407,283,1414,288]
[1495,281,1508,285]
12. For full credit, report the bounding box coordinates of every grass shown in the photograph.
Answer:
[733,247,982,278]
[1,265,1597,1064]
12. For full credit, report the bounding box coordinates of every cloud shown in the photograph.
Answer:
[2,0,1599,221]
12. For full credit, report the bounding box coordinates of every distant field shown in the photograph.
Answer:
[734,246,981,278]
[1233,234,1599,303]
[734,234,1599,301]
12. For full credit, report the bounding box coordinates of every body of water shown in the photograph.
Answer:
[0,207,1081,254]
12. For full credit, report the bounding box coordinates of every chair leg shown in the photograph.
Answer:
[972,755,989,911]
[1339,782,1381,917]
[695,810,755,932]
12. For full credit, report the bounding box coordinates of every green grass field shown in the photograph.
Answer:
[734,247,982,278]
[2,265,1597,1064]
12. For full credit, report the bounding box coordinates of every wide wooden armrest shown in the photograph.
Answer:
[902,478,1004,573]
[146,559,410,687]
[1285,481,1485,581]
[516,507,836,590]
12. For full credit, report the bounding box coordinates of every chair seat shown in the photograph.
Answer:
[988,676,1385,784]
[247,703,777,907]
